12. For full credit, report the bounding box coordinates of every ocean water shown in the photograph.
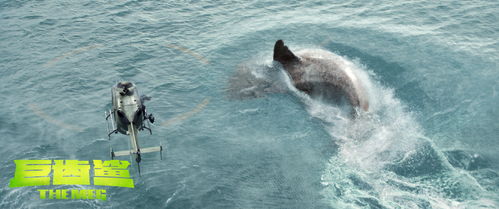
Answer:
[1,0,498,208]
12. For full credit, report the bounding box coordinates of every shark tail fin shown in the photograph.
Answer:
[273,40,299,65]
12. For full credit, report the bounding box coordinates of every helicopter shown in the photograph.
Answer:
[105,81,163,174]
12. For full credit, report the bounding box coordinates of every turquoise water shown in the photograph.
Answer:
[1,1,498,208]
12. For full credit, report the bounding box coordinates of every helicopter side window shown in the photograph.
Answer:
[116,110,130,125]
[132,106,145,125]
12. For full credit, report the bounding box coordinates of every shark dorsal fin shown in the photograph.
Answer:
[273,40,299,65]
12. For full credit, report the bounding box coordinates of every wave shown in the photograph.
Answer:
[275,50,498,208]
[227,45,498,208]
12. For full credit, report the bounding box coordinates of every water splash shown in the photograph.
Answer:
[275,50,497,208]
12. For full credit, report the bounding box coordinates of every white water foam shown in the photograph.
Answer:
[234,47,496,208]
[274,50,495,208]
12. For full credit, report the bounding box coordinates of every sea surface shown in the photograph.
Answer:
[1,0,498,208]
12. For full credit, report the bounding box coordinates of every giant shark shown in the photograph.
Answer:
[273,40,369,112]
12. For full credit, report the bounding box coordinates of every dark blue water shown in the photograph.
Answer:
[1,1,498,208]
